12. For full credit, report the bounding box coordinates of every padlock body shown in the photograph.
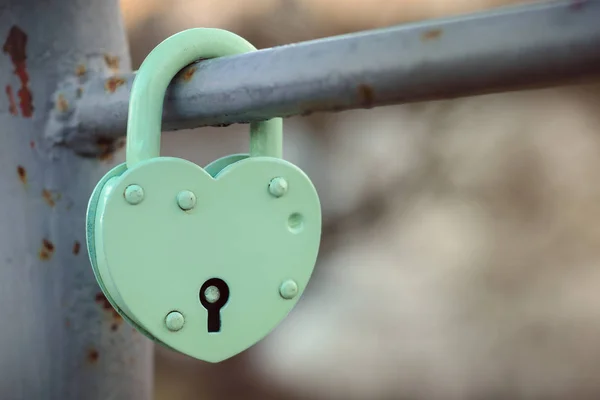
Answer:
[91,156,321,362]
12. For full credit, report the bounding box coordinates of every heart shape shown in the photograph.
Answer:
[92,156,321,362]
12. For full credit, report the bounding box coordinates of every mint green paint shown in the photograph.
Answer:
[204,154,249,177]
[86,28,322,363]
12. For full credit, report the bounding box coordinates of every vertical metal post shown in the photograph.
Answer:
[0,1,153,399]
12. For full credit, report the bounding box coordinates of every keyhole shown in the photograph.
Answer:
[199,278,230,333]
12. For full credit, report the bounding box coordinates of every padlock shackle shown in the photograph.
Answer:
[126,28,283,168]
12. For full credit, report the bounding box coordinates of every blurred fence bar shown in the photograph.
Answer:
[55,0,600,152]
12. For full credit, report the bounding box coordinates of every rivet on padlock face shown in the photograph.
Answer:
[86,28,322,363]
[268,177,288,198]
[176,190,197,211]
[165,311,185,332]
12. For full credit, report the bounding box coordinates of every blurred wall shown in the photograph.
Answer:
[114,1,600,399]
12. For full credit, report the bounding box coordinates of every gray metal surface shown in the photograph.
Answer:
[0,0,153,399]
[48,0,600,155]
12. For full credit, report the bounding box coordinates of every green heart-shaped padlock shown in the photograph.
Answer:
[86,28,322,363]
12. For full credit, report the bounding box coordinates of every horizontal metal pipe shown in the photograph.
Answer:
[49,0,600,154]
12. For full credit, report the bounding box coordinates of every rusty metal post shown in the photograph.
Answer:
[0,1,153,399]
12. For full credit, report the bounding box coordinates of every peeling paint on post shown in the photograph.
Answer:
[0,1,152,399]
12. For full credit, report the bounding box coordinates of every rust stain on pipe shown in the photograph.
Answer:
[42,189,61,207]
[42,189,55,207]
[72,241,81,255]
[179,65,197,82]
[357,84,375,108]
[87,348,99,364]
[75,64,87,77]
[56,94,69,113]
[422,28,443,41]
[95,292,123,331]
[96,136,125,161]
[3,26,34,117]
[39,239,55,261]
[104,54,120,72]
[105,76,125,93]
[5,85,17,115]
[16,165,26,184]
[570,0,587,10]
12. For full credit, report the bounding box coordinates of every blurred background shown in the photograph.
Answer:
[113,0,600,399]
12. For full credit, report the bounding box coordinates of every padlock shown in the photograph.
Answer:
[86,28,322,363]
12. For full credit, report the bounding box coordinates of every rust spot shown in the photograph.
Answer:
[56,94,68,112]
[104,76,125,93]
[95,292,123,324]
[39,239,55,261]
[72,241,81,255]
[3,26,34,117]
[29,140,35,149]
[98,152,113,162]
[95,292,112,310]
[96,136,120,161]
[110,323,119,332]
[16,165,26,184]
[97,137,125,162]
[65,319,71,328]
[422,29,443,41]
[42,189,61,207]
[175,59,207,82]
[43,239,54,251]
[75,64,86,77]
[104,54,120,72]
[180,65,197,82]
[87,348,99,364]
[39,249,51,261]
[42,189,55,207]
[298,97,353,116]
[5,85,17,115]
[357,84,374,108]
[115,137,126,150]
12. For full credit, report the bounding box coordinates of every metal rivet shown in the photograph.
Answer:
[177,190,196,211]
[268,177,288,198]
[165,311,185,332]
[279,279,299,300]
[124,184,144,205]
[204,285,220,304]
